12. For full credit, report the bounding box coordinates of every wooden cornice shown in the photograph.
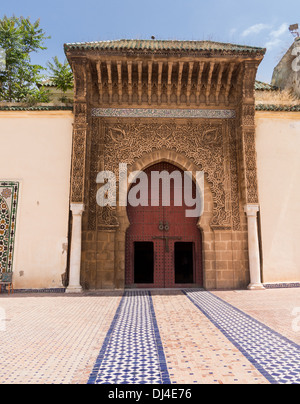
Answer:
[70,54,262,108]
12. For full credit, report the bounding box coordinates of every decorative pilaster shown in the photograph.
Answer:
[237,61,260,205]
[70,102,88,203]
[66,203,85,293]
[70,59,89,204]
[244,204,264,290]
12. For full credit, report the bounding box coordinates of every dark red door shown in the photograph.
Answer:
[126,162,202,288]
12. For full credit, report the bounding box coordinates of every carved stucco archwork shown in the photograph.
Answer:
[87,117,241,232]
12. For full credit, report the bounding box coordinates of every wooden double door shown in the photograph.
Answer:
[126,163,202,288]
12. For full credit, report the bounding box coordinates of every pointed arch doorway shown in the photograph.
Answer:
[125,162,203,289]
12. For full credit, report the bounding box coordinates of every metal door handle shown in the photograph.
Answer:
[158,221,170,232]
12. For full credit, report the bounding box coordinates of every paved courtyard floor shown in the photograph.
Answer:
[0,288,299,384]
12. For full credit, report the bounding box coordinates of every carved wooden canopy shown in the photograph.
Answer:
[65,39,265,108]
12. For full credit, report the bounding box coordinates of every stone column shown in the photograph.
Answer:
[66,203,85,293]
[244,204,265,290]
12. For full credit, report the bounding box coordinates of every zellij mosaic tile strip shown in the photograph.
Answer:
[91,108,236,119]
[184,289,300,385]
[88,291,171,384]
[0,182,19,274]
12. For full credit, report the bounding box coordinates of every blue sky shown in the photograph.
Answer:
[1,0,298,82]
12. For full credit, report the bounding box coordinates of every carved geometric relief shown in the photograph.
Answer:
[244,129,259,204]
[241,104,256,127]
[228,120,241,230]
[98,206,119,230]
[71,127,87,203]
[71,102,88,203]
[237,98,259,205]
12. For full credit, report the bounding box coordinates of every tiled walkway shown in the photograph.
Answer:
[88,291,170,384]
[152,291,267,384]
[185,290,300,384]
[0,289,299,384]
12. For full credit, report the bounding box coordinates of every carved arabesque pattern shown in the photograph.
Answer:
[71,102,88,203]
[88,119,241,230]
[244,129,259,204]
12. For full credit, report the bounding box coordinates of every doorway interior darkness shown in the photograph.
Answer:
[126,162,202,288]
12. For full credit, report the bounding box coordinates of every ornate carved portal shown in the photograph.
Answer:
[89,117,240,232]
[65,39,266,290]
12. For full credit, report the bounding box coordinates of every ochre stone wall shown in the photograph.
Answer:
[81,230,116,289]
[197,180,249,290]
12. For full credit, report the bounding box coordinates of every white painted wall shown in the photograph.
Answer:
[256,112,300,283]
[0,111,73,289]
[1,109,299,289]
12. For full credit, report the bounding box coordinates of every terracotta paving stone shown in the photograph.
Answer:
[0,289,299,384]
[212,289,300,345]
[0,293,122,384]
[151,291,269,384]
